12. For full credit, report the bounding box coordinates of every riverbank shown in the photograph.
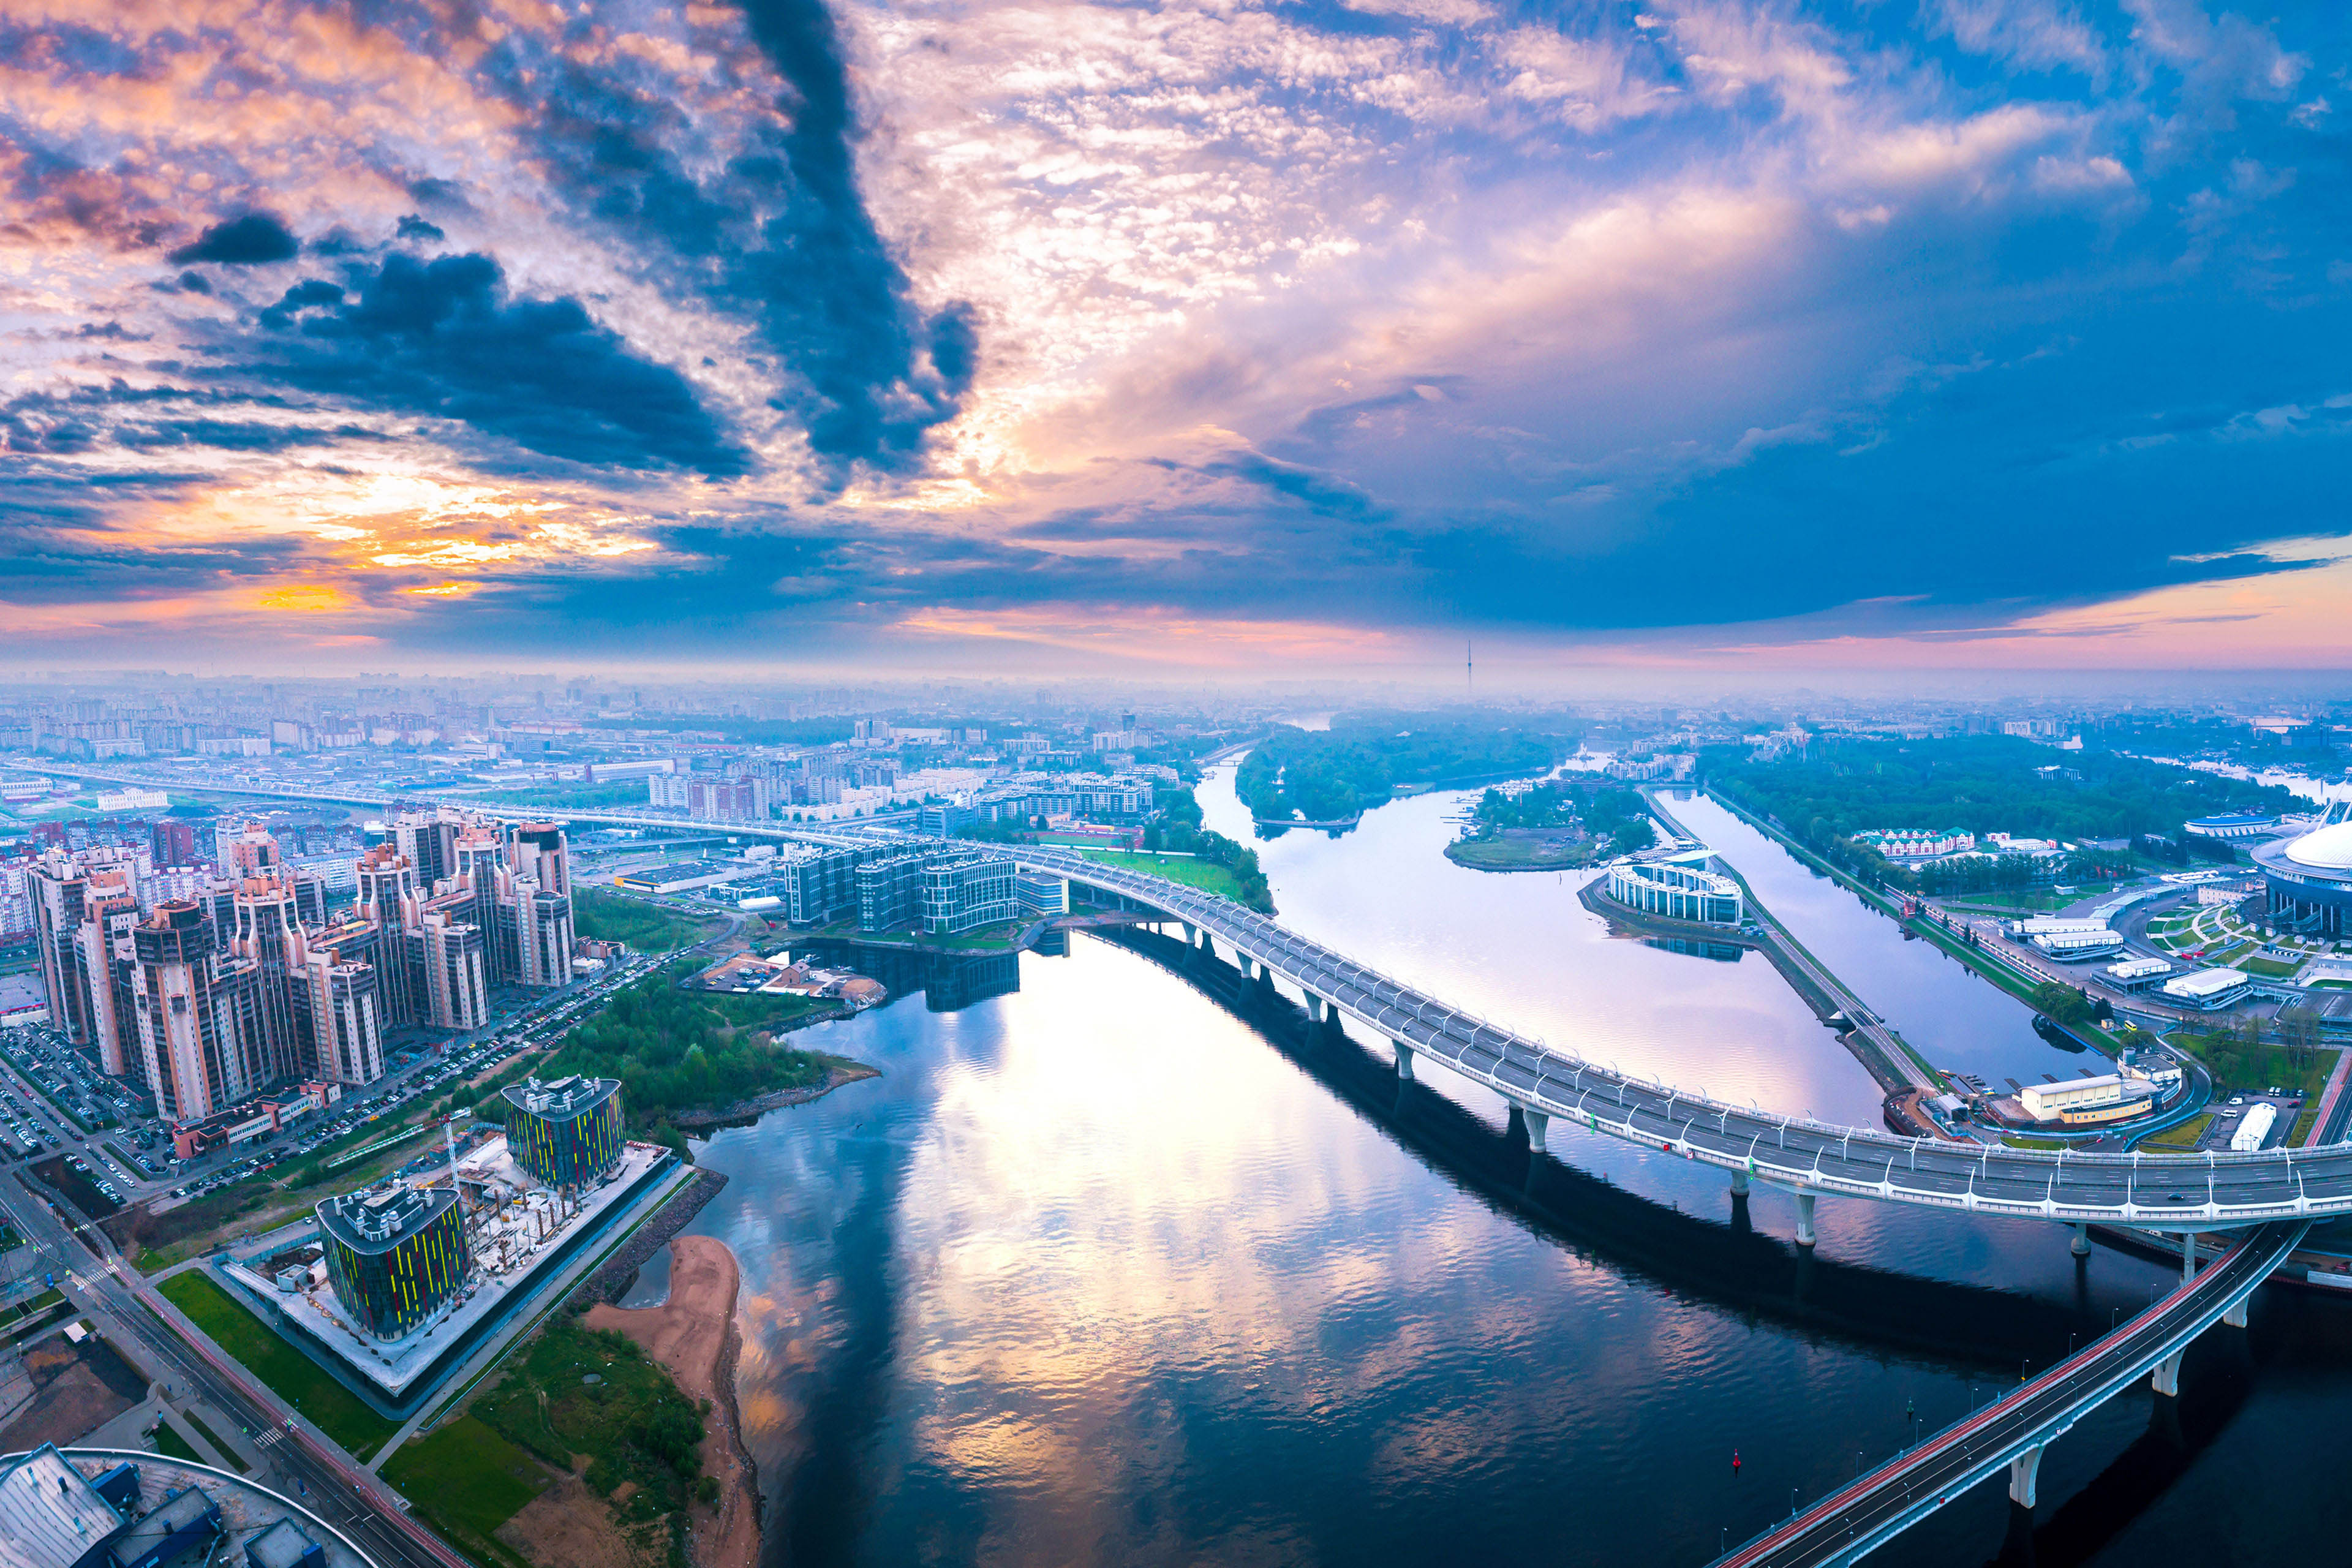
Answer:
[671,1059,881,1131]
[1574,875,1929,1099]
[586,1237,758,1568]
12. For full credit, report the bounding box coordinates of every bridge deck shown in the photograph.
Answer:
[1014,847,2352,1227]
[1714,1220,2309,1567]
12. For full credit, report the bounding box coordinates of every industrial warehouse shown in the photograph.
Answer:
[214,1076,671,1408]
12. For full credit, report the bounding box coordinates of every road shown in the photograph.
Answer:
[1017,847,2352,1231]
[4,1178,461,1568]
[1715,1220,2309,1567]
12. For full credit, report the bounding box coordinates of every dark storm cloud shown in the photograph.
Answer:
[488,0,974,477]
[394,214,445,244]
[168,211,300,265]
[231,252,747,477]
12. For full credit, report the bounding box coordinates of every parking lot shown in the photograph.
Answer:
[2191,1087,2305,1152]
[0,951,654,1216]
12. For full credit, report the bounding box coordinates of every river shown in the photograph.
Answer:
[641,767,2352,1568]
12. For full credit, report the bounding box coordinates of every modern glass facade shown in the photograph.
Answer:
[317,1186,469,1341]
[1606,860,1744,925]
[502,1076,625,1188]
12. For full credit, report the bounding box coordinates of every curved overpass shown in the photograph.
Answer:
[1014,846,2352,1234]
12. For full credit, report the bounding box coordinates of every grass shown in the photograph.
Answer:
[1444,834,1599,871]
[575,886,720,953]
[2239,956,2303,978]
[472,1320,703,1526]
[2141,1114,2213,1150]
[179,1408,248,1472]
[2289,1108,2321,1148]
[382,1415,551,1568]
[151,1419,205,1465]
[2001,1136,2067,1150]
[157,1272,398,1461]
[1077,848,1247,901]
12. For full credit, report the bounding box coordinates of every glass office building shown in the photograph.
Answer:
[502,1076,625,1188]
[316,1185,470,1341]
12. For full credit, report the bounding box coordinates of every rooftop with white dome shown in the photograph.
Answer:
[2253,801,2352,939]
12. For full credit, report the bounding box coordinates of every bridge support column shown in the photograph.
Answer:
[2182,1232,2198,1284]
[2008,1446,2044,1509]
[2152,1350,2184,1398]
[1523,1110,1548,1154]
[1393,1041,1415,1080]
[2224,1297,2248,1330]
[1795,1193,1817,1250]
[2071,1223,2090,1259]
[1730,1166,1750,1198]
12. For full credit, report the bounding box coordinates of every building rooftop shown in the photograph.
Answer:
[314,1184,458,1255]
[501,1075,619,1121]
[0,1444,125,1568]
[2165,967,2250,998]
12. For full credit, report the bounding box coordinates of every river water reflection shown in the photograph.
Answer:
[662,769,2351,1568]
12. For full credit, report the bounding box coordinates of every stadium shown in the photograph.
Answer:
[2252,801,2352,940]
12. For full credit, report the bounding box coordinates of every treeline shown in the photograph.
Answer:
[1467,780,1654,856]
[1238,719,1561,824]
[536,970,828,1155]
[1705,735,2301,846]
[1146,788,1273,910]
[2177,1012,2332,1094]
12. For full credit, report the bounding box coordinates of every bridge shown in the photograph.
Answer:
[1014,846,2352,1234]
[1714,1220,2307,1567]
[1006,847,2329,1564]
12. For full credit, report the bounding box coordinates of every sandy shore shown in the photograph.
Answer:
[585,1237,759,1568]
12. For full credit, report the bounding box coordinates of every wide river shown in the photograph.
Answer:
[639,767,2351,1567]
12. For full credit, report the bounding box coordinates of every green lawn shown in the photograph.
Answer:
[575,886,721,952]
[2140,1114,2212,1150]
[1078,850,1246,901]
[2239,956,2303,978]
[2289,1108,2321,1148]
[382,1416,550,1568]
[157,1272,398,1461]
[471,1321,702,1526]
[179,1408,249,1472]
[151,1419,205,1465]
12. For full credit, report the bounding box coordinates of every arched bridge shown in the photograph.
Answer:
[1015,846,2352,1238]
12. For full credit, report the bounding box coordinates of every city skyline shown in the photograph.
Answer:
[4,1,2348,675]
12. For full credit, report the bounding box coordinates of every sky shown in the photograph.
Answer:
[1,0,2348,679]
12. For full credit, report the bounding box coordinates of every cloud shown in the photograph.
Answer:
[168,211,300,266]
[230,252,748,477]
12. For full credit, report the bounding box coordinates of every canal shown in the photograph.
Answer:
[1656,791,2098,1091]
[645,767,2352,1568]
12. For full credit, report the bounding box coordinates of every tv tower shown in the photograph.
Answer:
[1466,639,1474,698]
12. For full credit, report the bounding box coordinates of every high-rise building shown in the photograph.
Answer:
[352,811,575,1030]
[130,900,265,1121]
[501,1076,623,1189]
[315,1185,470,1341]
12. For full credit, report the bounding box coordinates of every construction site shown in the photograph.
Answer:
[214,1117,673,1410]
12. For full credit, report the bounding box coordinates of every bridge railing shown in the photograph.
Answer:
[1025,848,2340,1184]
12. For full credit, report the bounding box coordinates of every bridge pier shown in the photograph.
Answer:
[2224,1297,2248,1329]
[2008,1445,2044,1509]
[1523,1109,1548,1154]
[1730,1166,1750,1198]
[1393,1041,1415,1080]
[1795,1192,1817,1249]
[2152,1349,2184,1398]
[2071,1222,2090,1258]
[2181,1231,2198,1283]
